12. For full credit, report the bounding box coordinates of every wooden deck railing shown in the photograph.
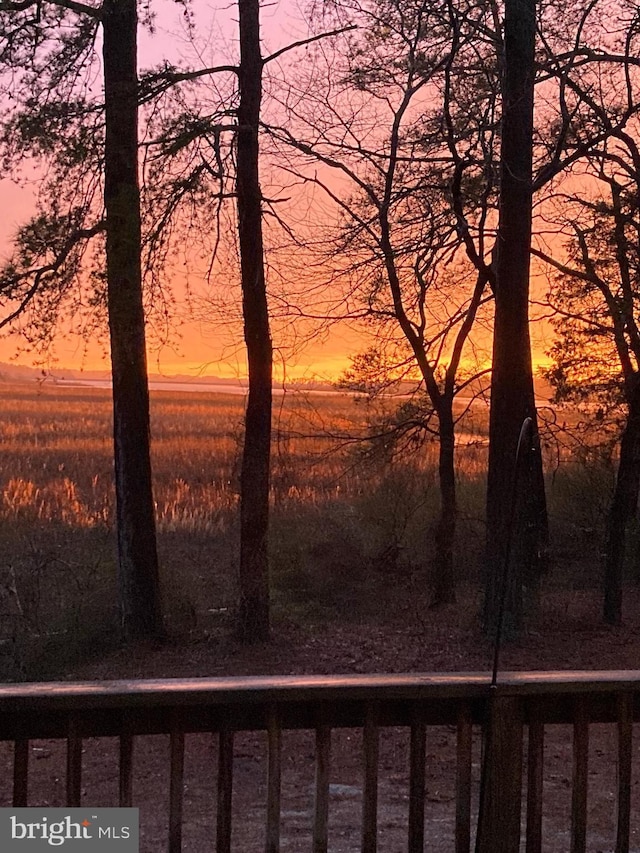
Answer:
[0,671,638,852]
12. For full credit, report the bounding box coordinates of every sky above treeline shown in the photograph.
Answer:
[0,0,375,381]
[0,0,553,382]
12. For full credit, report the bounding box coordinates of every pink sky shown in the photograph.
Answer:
[0,0,554,381]
[0,1,372,380]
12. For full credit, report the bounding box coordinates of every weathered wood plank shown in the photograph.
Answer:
[0,672,492,705]
[408,712,426,853]
[1,671,640,717]
[362,705,379,853]
[525,717,544,853]
[169,728,185,853]
[266,708,282,853]
[13,739,28,807]
[616,693,632,853]
[570,700,589,853]
[66,716,82,807]
[476,695,523,853]
[313,724,331,853]
[455,705,472,853]
[1,673,640,742]
[119,732,134,807]
[216,726,234,853]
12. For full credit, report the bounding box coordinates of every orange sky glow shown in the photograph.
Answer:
[0,1,559,384]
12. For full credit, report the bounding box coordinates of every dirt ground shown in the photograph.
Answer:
[3,585,640,851]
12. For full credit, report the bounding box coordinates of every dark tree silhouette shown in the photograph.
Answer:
[235,0,272,642]
[0,0,163,640]
[483,0,546,631]
[481,0,640,629]
[83,10,349,642]
[538,148,640,624]
[102,0,163,639]
[266,0,498,605]
[532,0,640,624]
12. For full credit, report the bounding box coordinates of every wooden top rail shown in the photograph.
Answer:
[0,671,639,739]
[3,669,640,705]
[0,672,492,709]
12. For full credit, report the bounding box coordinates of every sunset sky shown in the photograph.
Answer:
[0,1,381,381]
[0,0,554,382]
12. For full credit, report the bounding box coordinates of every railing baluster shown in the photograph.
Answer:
[266,707,282,853]
[66,716,82,807]
[13,739,28,807]
[476,695,523,853]
[362,704,379,853]
[455,704,472,853]
[119,713,134,808]
[525,716,544,853]
[570,699,589,853]
[408,710,426,853]
[169,726,185,853]
[216,725,234,853]
[313,724,331,853]
[616,693,632,853]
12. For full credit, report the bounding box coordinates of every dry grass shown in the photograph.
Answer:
[0,383,439,675]
[0,381,614,678]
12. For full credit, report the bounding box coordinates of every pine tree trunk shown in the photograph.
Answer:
[484,0,547,631]
[102,0,163,641]
[432,404,457,606]
[236,0,272,642]
[604,384,640,624]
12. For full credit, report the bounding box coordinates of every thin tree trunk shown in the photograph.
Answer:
[102,0,163,641]
[604,385,640,624]
[236,0,272,642]
[484,0,547,631]
[432,404,457,606]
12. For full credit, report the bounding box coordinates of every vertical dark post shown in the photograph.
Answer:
[119,728,134,807]
[485,0,546,631]
[102,0,163,640]
[13,739,28,807]
[525,717,544,853]
[169,727,185,853]
[66,717,82,808]
[616,693,632,853]
[476,695,523,853]
[362,704,379,853]
[455,705,472,853]
[570,700,589,853]
[265,708,282,853]
[313,724,331,853]
[433,404,457,606]
[408,711,426,852]
[216,726,234,853]
[236,0,272,642]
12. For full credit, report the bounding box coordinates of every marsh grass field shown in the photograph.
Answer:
[0,380,624,679]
